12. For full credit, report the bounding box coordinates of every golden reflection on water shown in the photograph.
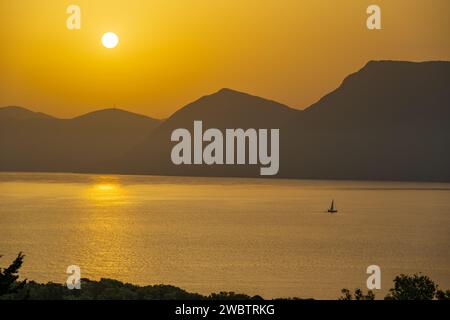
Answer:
[85,176,128,205]
[78,176,134,279]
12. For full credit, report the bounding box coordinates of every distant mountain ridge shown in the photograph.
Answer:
[0,106,55,120]
[1,60,449,181]
[0,107,161,172]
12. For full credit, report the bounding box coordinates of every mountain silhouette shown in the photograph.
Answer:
[302,60,449,130]
[160,88,300,129]
[1,60,449,181]
[0,106,55,120]
[0,107,161,172]
[115,88,300,176]
[118,60,450,181]
[283,60,450,181]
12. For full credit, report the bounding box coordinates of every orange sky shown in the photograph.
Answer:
[0,0,449,119]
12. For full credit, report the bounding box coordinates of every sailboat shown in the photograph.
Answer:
[328,200,338,213]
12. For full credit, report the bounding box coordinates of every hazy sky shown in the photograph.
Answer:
[0,0,449,119]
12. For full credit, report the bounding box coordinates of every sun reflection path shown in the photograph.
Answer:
[85,176,129,205]
[76,176,135,280]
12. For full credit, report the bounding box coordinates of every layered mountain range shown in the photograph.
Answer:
[1,60,449,181]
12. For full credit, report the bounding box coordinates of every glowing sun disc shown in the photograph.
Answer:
[102,32,119,49]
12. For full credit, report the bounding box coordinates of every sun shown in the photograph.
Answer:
[102,32,119,49]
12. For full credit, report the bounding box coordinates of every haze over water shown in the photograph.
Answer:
[0,172,449,299]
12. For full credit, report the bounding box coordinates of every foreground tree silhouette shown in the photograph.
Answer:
[339,273,450,300]
[0,252,27,296]
[385,273,436,300]
[339,288,375,300]
[435,289,450,300]
[2,253,448,301]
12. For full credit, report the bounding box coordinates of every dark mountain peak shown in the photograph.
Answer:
[1,106,28,112]
[176,88,296,115]
[308,60,450,105]
[75,107,138,118]
[207,87,288,105]
[303,60,450,130]
[362,59,449,68]
[73,108,160,124]
[212,87,255,98]
[216,87,238,94]
[362,60,416,68]
[0,106,54,120]
[160,88,300,130]
[342,60,450,85]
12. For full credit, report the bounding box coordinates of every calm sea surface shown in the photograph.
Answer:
[0,172,449,299]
